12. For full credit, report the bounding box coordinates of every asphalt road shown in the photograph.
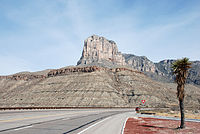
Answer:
[0,109,135,134]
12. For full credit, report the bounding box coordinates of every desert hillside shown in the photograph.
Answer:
[0,35,199,114]
[0,66,199,113]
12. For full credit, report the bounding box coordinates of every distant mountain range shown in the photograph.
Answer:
[77,35,200,85]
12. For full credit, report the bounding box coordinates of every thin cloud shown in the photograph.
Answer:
[0,0,199,75]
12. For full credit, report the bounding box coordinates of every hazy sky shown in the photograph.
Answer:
[0,0,200,75]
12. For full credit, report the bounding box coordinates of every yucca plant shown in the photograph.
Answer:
[171,57,192,129]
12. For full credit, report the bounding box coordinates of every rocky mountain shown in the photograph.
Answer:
[123,54,158,73]
[77,35,126,67]
[0,66,199,111]
[0,35,199,111]
[155,60,200,85]
[77,35,200,85]
[187,61,200,85]
[155,60,174,78]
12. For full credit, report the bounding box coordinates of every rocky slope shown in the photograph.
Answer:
[155,60,200,84]
[77,35,200,85]
[188,61,200,85]
[0,35,199,111]
[0,66,199,111]
[123,54,158,73]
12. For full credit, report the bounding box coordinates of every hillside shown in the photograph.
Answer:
[0,66,199,113]
[78,35,200,85]
[0,35,199,113]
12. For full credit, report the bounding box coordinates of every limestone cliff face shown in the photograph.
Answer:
[77,35,158,73]
[188,61,200,85]
[155,60,200,85]
[77,35,126,66]
[0,35,200,109]
[123,54,158,73]
[77,35,200,85]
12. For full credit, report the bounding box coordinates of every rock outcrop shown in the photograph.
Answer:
[77,35,200,85]
[0,66,141,81]
[0,74,46,81]
[0,35,199,111]
[0,65,199,111]
[155,60,200,84]
[187,61,200,85]
[77,35,126,67]
[123,54,158,73]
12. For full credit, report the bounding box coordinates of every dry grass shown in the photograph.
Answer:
[140,110,200,119]
[156,112,200,119]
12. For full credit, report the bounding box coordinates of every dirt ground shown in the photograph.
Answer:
[155,112,200,120]
[140,110,200,120]
[124,117,200,134]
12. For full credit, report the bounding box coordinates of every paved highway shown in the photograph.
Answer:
[0,109,135,134]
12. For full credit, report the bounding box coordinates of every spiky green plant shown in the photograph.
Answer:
[171,57,192,129]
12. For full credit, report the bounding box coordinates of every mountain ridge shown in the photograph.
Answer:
[77,35,200,85]
[0,35,199,112]
[1,35,199,85]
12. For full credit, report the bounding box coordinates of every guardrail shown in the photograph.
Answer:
[0,107,136,110]
[0,106,196,111]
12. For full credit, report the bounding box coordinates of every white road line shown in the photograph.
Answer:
[62,118,70,120]
[14,126,32,131]
[121,117,128,134]
[77,117,111,134]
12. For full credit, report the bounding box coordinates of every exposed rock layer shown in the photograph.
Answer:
[77,35,200,85]
[0,66,199,111]
[0,66,142,81]
[123,54,158,73]
[155,60,200,85]
[0,35,199,110]
[77,35,126,66]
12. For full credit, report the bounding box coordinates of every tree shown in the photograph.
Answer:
[171,57,192,129]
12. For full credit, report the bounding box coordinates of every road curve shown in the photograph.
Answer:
[0,109,134,134]
[78,112,135,134]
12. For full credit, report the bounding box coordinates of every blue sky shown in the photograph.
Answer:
[0,0,200,75]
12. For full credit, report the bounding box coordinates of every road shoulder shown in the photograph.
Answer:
[78,112,135,134]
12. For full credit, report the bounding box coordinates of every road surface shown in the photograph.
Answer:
[0,109,135,134]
